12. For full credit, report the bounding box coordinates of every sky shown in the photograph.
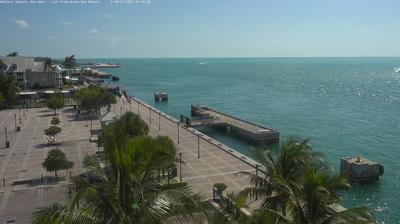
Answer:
[0,0,399,58]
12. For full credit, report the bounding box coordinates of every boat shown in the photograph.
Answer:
[88,63,121,68]
[112,76,120,81]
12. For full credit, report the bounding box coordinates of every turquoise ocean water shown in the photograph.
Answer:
[82,58,400,223]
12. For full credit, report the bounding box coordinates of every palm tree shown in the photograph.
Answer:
[100,111,149,150]
[33,115,205,223]
[210,192,249,224]
[63,55,77,69]
[63,55,78,86]
[43,57,55,72]
[6,52,18,57]
[241,138,375,224]
[0,59,7,74]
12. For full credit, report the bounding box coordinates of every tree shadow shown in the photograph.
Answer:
[63,107,76,113]
[20,176,68,187]
[37,113,56,117]
[34,143,50,149]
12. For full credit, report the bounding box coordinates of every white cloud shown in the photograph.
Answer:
[88,29,99,34]
[12,19,30,29]
[49,35,56,40]
[103,35,128,46]
[105,13,113,19]
[64,21,74,26]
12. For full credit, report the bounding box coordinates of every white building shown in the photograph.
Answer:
[0,56,62,90]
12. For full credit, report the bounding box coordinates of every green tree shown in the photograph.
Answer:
[47,94,64,115]
[240,139,375,224]
[74,86,117,116]
[0,93,5,109]
[0,75,19,107]
[100,111,149,150]
[0,59,7,74]
[51,117,60,125]
[63,55,77,69]
[43,57,55,72]
[42,149,74,179]
[44,126,62,144]
[6,52,18,57]
[33,134,206,224]
[211,190,249,224]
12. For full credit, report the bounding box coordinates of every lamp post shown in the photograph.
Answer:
[5,127,9,148]
[90,117,93,134]
[255,165,259,200]
[158,111,161,131]
[179,152,182,182]
[14,114,17,131]
[18,108,21,124]
[149,108,151,124]
[177,122,180,144]
[197,133,200,159]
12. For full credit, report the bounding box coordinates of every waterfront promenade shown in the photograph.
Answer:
[122,97,258,198]
[0,107,98,223]
[0,96,259,223]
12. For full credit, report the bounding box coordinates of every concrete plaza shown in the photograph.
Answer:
[0,107,98,223]
[0,96,259,223]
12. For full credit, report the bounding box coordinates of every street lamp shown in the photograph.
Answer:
[197,133,200,159]
[158,111,161,131]
[179,152,182,182]
[4,127,9,148]
[177,122,180,144]
[149,108,151,124]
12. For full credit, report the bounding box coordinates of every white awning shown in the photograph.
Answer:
[17,91,37,96]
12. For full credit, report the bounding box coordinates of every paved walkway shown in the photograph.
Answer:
[118,97,259,199]
[0,107,98,223]
[0,96,260,223]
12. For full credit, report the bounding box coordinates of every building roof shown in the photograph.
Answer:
[0,56,46,73]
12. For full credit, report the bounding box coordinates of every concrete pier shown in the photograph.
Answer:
[127,98,261,199]
[340,157,384,183]
[154,92,168,102]
[189,104,279,144]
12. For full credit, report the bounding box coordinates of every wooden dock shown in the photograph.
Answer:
[189,104,279,144]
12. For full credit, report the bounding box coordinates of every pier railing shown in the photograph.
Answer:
[130,96,266,175]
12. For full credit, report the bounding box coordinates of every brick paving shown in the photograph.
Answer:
[0,96,259,223]
[0,107,98,223]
